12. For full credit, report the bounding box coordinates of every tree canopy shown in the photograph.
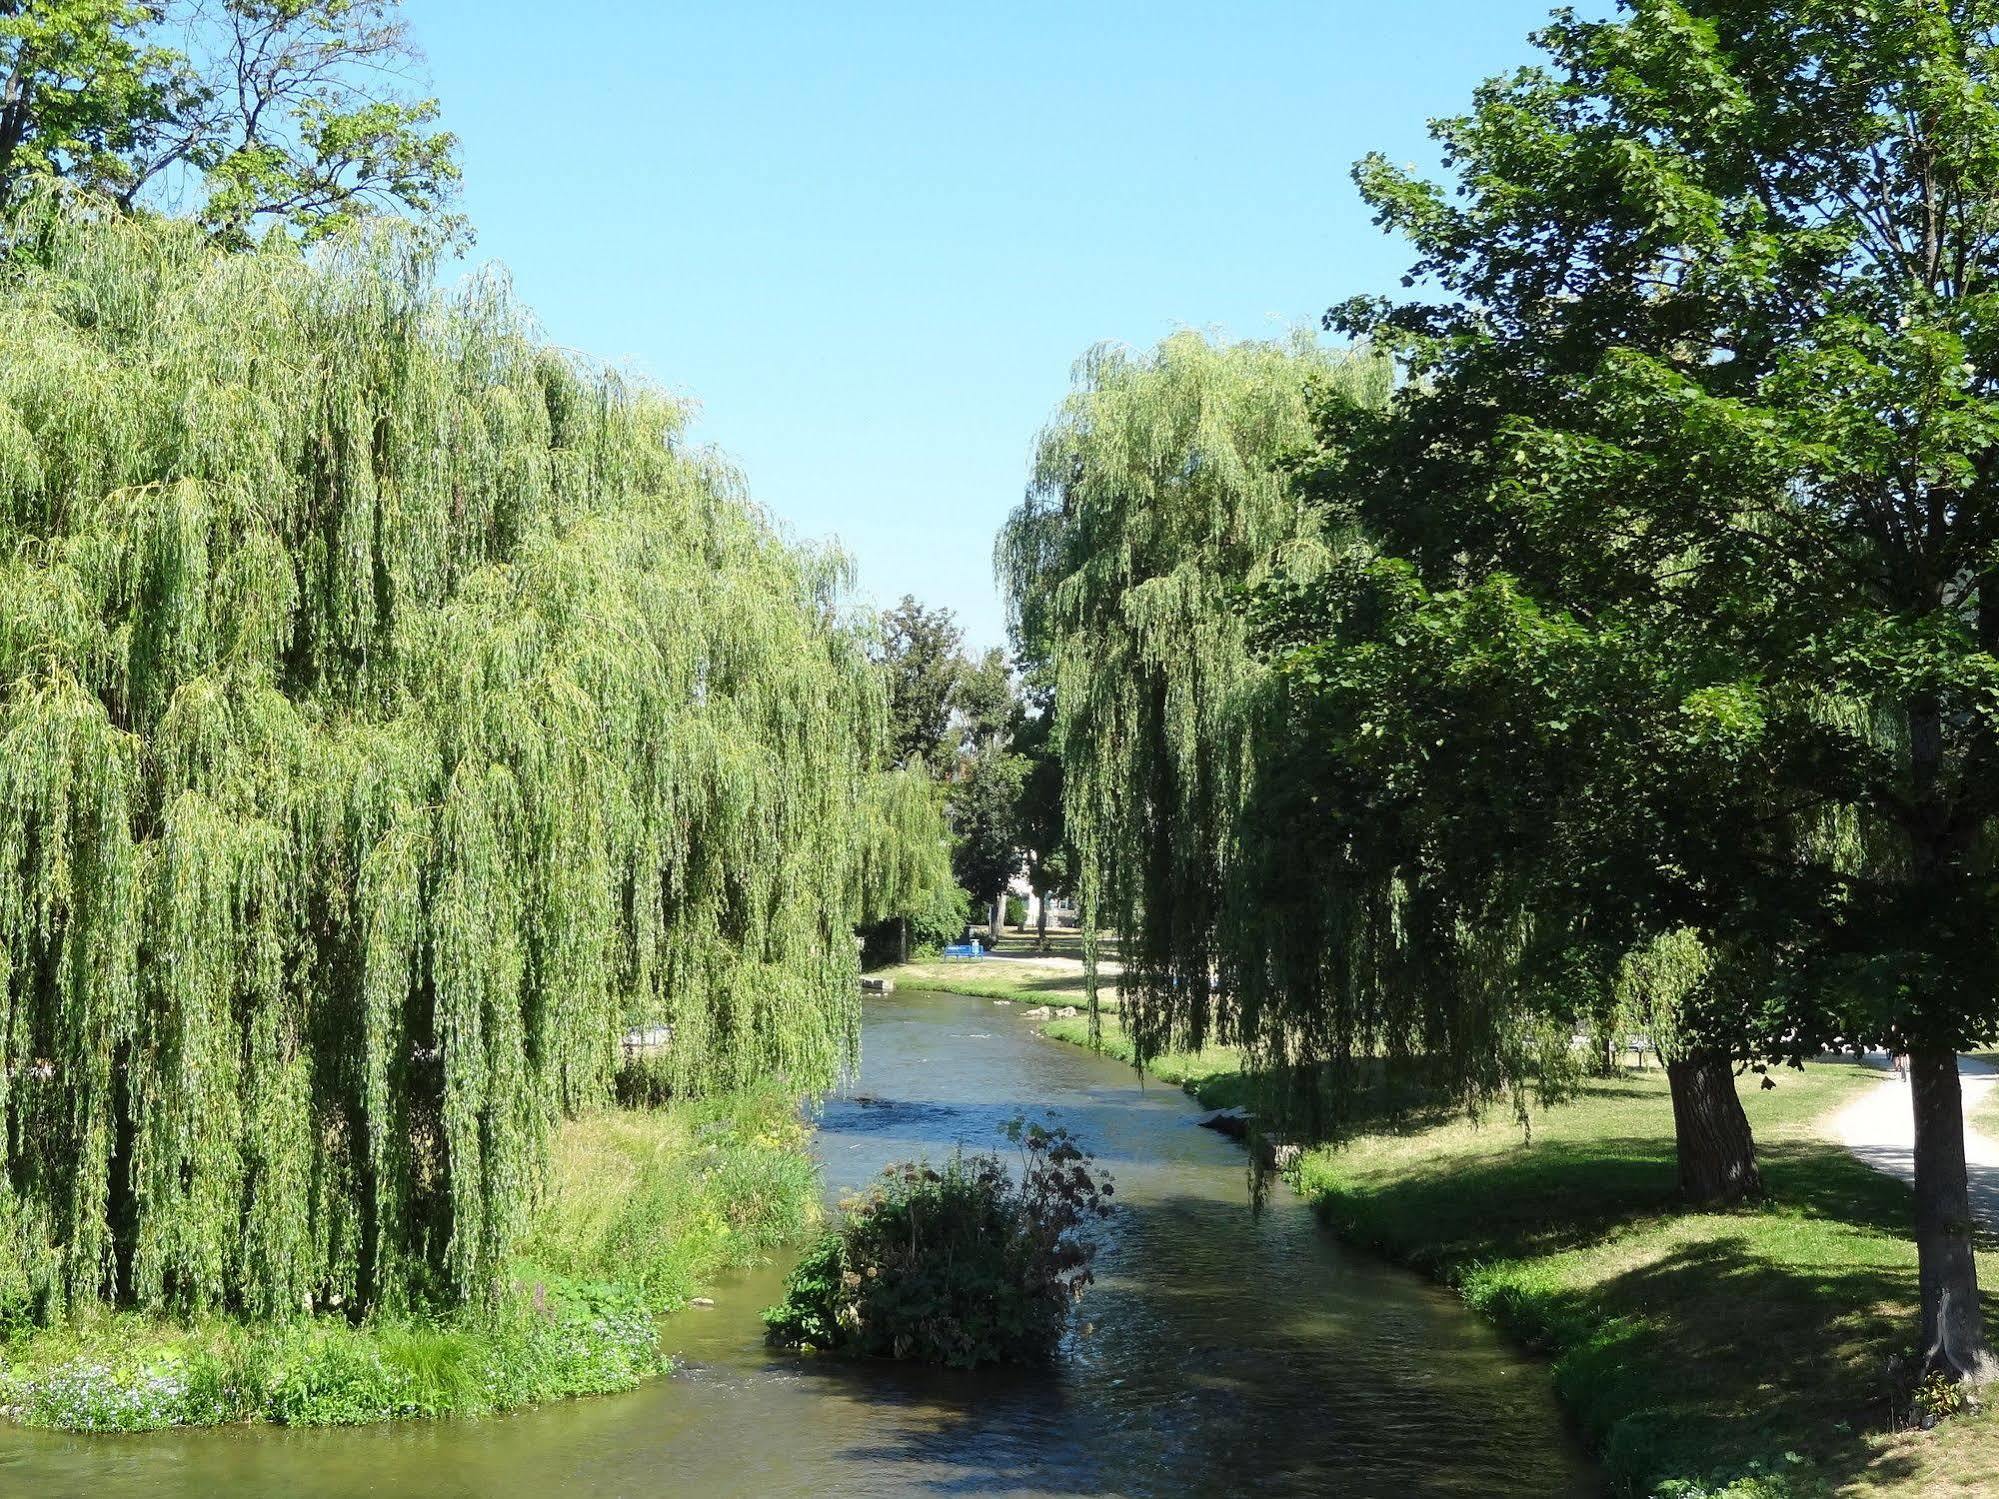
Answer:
[0,0,459,246]
[874,595,965,774]
[1004,0,1999,1385]
[1308,0,1999,1380]
[0,205,880,1320]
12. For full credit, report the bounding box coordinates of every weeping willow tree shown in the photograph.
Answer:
[1001,332,1606,1140]
[854,764,958,962]
[999,332,1392,1059]
[0,203,887,1321]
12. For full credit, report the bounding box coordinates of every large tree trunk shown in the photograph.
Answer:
[989,892,1003,946]
[897,915,908,966]
[1035,883,1049,952]
[1910,1048,1999,1384]
[1666,1051,1761,1204]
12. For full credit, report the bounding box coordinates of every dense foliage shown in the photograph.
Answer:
[1000,331,1391,1055]
[0,205,885,1321]
[1310,0,1999,1380]
[874,595,964,774]
[762,1121,1111,1368]
[854,765,962,963]
[1003,0,1999,1389]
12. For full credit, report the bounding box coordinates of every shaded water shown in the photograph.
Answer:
[1,991,1594,1496]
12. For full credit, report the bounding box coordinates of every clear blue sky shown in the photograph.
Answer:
[407,1,1599,651]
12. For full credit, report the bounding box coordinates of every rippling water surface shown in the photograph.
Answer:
[1,990,1595,1497]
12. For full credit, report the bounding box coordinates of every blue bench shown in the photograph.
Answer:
[941,940,985,960]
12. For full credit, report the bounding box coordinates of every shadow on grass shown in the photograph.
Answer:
[1311,1125,1996,1493]
[1524,1230,1924,1493]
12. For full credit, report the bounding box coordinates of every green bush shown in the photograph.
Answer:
[763,1120,1111,1367]
[1004,894,1027,928]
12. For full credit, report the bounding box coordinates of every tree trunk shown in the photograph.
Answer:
[1910,1048,1999,1383]
[1666,1051,1761,1205]
[1035,884,1049,952]
[897,915,908,966]
[989,893,1003,946]
[1,46,33,192]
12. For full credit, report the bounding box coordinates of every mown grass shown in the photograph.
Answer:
[1039,1013,1244,1108]
[1296,1063,1999,1497]
[0,1084,818,1431]
[890,965,1101,1005]
[876,929,1126,1009]
[1973,1054,1999,1140]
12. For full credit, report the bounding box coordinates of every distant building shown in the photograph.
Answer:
[1008,874,1077,930]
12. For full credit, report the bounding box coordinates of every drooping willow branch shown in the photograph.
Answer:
[999,333,1390,1058]
[999,332,1581,1134]
[0,203,889,1319]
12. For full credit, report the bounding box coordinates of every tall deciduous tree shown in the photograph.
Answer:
[876,595,964,774]
[949,740,1025,945]
[950,646,1014,755]
[1009,668,1069,950]
[1330,0,1999,1382]
[1,0,458,245]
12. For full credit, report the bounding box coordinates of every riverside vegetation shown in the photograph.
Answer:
[0,201,947,1426]
[1000,4,1999,1488]
[0,1086,817,1429]
[1033,1016,1998,1495]
[763,1120,1112,1368]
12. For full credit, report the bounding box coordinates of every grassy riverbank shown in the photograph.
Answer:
[1300,1064,1999,1496]
[1035,1016,1999,1496]
[0,1086,817,1431]
[873,930,1128,1009]
[1039,1013,1244,1109]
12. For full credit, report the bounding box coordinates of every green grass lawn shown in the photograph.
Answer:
[1295,1062,1999,1497]
[1973,1055,1999,1141]
[1039,1012,1244,1108]
[878,945,1120,1011]
[885,964,1099,1005]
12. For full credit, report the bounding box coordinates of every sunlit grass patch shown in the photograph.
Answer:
[1038,1013,1245,1108]
[1294,1062,1999,1496]
[519,1082,819,1311]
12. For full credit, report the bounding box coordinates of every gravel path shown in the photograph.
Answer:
[1833,1054,1999,1228]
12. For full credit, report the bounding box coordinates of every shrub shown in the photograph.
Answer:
[762,1120,1112,1367]
[1004,894,1027,929]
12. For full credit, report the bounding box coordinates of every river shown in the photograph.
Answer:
[0,989,1594,1497]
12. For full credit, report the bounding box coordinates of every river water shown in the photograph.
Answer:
[1,989,1594,1497]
